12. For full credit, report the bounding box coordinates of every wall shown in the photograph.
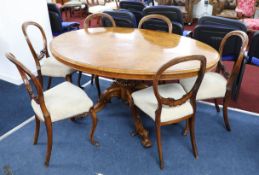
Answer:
[0,0,52,85]
[193,0,213,18]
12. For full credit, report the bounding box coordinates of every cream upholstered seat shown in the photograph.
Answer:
[180,72,227,100]
[31,82,93,122]
[41,57,74,77]
[132,83,193,123]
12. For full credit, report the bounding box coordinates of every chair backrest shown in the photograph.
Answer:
[119,0,146,24]
[22,21,49,85]
[193,16,247,61]
[216,30,248,90]
[84,13,116,29]
[47,3,63,22]
[5,52,48,110]
[5,53,51,119]
[247,31,259,65]
[103,9,137,28]
[48,11,63,34]
[138,14,173,33]
[143,5,184,35]
[153,55,206,120]
[198,16,247,31]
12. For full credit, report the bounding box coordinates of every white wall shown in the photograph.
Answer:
[193,0,213,18]
[0,0,52,85]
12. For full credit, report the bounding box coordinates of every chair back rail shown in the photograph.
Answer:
[153,55,207,121]
[5,53,51,120]
[216,30,248,91]
[138,14,173,33]
[22,21,49,85]
[84,12,116,29]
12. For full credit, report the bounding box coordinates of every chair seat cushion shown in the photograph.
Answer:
[31,82,93,122]
[41,56,74,77]
[180,72,227,100]
[132,83,193,123]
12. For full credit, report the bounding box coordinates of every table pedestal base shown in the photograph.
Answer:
[94,80,152,148]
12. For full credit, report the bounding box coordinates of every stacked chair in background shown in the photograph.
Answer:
[47,3,80,36]
[246,32,259,66]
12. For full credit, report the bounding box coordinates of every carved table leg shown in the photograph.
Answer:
[93,80,152,148]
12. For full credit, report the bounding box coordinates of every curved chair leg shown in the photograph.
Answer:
[77,71,83,88]
[91,74,94,85]
[89,108,99,146]
[47,77,52,89]
[95,76,101,98]
[183,120,189,136]
[155,124,164,169]
[33,116,41,145]
[44,119,53,166]
[214,99,220,112]
[65,74,72,82]
[189,117,198,159]
[223,96,231,131]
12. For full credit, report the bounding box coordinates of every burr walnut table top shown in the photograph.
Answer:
[50,27,220,80]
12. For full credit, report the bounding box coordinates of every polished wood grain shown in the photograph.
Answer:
[50,27,220,81]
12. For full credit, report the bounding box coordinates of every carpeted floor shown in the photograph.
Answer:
[0,79,259,175]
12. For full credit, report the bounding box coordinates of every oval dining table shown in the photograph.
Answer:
[50,27,220,147]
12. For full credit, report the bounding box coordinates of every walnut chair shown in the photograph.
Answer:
[143,5,184,35]
[84,13,116,98]
[138,14,173,33]
[5,53,98,166]
[180,31,248,132]
[131,55,207,169]
[22,21,83,89]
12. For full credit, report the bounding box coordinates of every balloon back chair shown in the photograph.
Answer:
[143,5,184,35]
[131,55,207,169]
[138,14,173,33]
[180,30,249,132]
[84,13,116,98]
[5,53,98,166]
[22,21,83,89]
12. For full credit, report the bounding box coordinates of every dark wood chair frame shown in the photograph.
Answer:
[138,14,173,34]
[184,30,249,134]
[84,13,116,98]
[5,53,98,166]
[131,55,207,169]
[22,21,83,89]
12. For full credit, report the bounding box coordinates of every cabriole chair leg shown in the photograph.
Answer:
[223,97,231,131]
[47,77,52,89]
[33,116,40,145]
[214,99,220,112]
[189,116,198,159]
[155,124,164,169]
[44,119,53,167]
